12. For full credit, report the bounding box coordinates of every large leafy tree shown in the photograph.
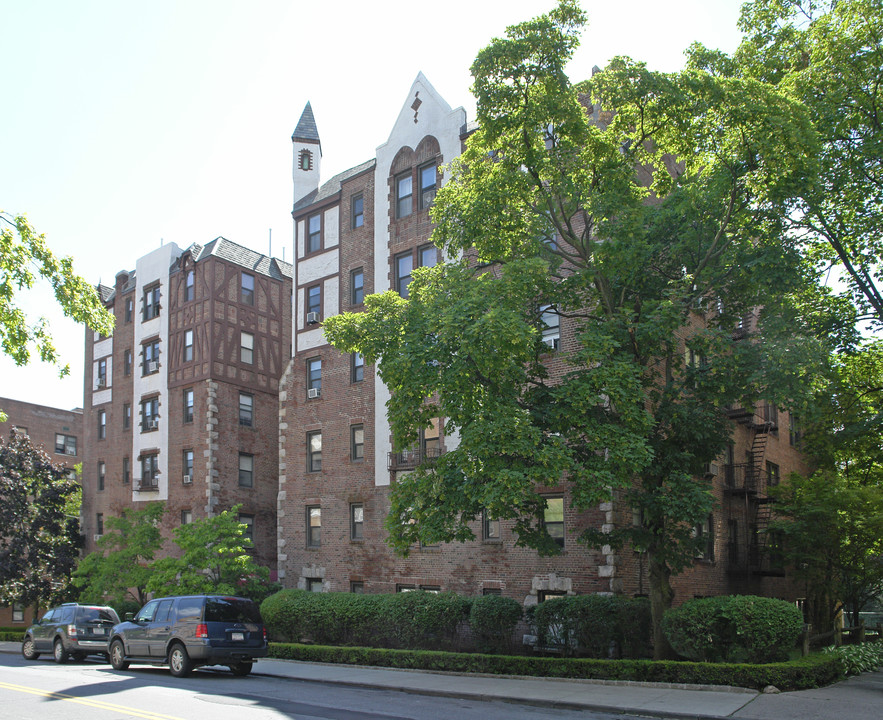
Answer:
[0,431,82,609]
[326,1,824,657]
[72,502,165,608]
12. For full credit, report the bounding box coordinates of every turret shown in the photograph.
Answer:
[292,102,321,207]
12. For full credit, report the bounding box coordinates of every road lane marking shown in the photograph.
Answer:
[0,681,184,720]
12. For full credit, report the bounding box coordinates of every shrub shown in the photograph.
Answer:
[468,594,523,654]
[824,641,883,676]
[663,595,804,663]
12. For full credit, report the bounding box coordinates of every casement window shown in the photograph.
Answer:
[55,433,77,456]
[766,461,780,486]
[418,243,437,268]
[141,396,159,432]
[483,511,500,541]
[351,424,364,461]
[307,506,321,547]
[694,514,714,560]
[239,513,254,543]
[241,272,255,305]
[142,339,160,375]
[542,496,564,548]
[97,359,107,388]
[183,450,193,481]
[307,213,322,253]
[306,578,323,592]
[184,270,195,302]
[183,329,193,362]
[96,513,104,536]
[239,392,253,427]
[307,431,322,472]
[125,297,133,323]
[395,252,413,298]
[396,173,413,218]
[306,285,321,322]
[351,352,364,383]
[98,410,106,440]
[351,268,364,305]
[124,349,132,376]
[240,332,254,364]
[181,509,192,525]
[350,581,364,594]
[540,305,560,350]
[140,454,159,489]
[143,284,161,321]
[97,462,105,491]
[352,194,364,229]
[123,456,130,485]
[239,453,254,488]
[123,403,131,430]
[419,164,437,209]
[762,403,779,433]
[307,358,322,396]
[183,388,194,423]
[351,503,364,540]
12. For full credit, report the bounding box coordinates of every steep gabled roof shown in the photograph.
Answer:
[193,237,292,280]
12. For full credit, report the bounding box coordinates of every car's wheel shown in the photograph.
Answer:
[21,637,40,660]
[229,661,253,676]
[168,643,192,678]
[53,638,68,664]
[109,639,129,670]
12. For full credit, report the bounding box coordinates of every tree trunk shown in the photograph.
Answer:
[648,548,677,660]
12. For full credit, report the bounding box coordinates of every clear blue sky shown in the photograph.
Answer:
[0,0,747,411]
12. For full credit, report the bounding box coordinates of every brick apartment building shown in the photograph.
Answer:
[277,74,812,608]
[80,238,292,573]
[0,397,83,625]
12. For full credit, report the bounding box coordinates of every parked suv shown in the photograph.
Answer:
[108,595,268,677]
[22,603,121,663]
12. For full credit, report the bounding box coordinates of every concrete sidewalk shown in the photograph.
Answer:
[2,640,880,719]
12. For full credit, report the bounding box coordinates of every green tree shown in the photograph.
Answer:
[325,1,824,657]
[72,502,165,608]
[147,506,271,601]
[0,431,82,609]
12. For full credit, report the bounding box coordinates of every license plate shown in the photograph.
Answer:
[94,628,105,635]
[231,632,244,641]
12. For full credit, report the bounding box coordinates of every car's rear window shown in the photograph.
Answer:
[77,606,120,624]
[204,597,262,623]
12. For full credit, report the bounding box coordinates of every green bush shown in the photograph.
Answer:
[663,595,804,663]
[468,594,523,654]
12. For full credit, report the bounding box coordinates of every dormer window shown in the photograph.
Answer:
[299,149,313,171]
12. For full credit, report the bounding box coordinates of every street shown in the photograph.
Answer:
[0,653,632,720]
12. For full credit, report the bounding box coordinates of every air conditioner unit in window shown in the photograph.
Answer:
[148,361,159,373]
[307,387,320,399]
[147,418,158,430]
[306,311,320,325]
[703,462,719,479]
[182,475,192,485]
[93,534,102,542]
[97,379,106,389]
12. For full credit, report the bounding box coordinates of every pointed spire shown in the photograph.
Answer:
[292,102,321,145]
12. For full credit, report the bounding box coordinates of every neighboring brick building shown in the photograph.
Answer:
[80,238,292,574]
[0,397,82,626]
[277,74,812,610]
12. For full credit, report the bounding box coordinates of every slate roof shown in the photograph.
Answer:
[193,237,293,280]
[293,158,376,214]
[292,102,320,144]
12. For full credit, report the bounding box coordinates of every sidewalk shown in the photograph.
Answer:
[2,641,880,719]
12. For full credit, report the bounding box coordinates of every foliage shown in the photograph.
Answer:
[324,0,824,658]
[823,641,883,676]
[72,502,165,608]
[662,595,804,663]
[268,642,841,690]
[0,213,114,394]
[0,431,82,609]
[146,505,271,601]
[468,594,523,654]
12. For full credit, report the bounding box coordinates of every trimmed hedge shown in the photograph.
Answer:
[0,631,23,641]
[468,594,523,654]
[268,642,842,690]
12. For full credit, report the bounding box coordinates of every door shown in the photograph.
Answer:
[33,608,56,652]
[146,599,175,658]
[127,600,159,657]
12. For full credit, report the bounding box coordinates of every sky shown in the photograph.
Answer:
[0,0,748,411]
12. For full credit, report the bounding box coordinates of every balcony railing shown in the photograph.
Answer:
[388,447,443,471]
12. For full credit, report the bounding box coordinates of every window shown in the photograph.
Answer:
[239,393,253,427]
[538,590,567,603]
[239,453,254,488]
[55,433,77,456]
[12,604,24,623]
[239,513,254,543]
[728,519,739,564]
[181,509,192,525]
[307,214,322,253]
[418,243,437,268]
[351,424,364,461]
[241,272,255,305]
[298,149,313,171]
[694,514,714,560]
[184,270,195,302]
[766,461,780,487]
[350,581,364,594]
[124,349,132,376]
[183,329,193,362]
[396,173,413,218]
[143,284,161,321]
[306,578,323,592]
[351,503,364,540]
[542,496,564,548]
[96,512,104,536]
[183,388,194,423]
[307,431,322,472]
[306,285,321,321]
[241,332,254,364]
[397,584,416,592]
[97,462,105,491]
[183,450,193,480]
[483,588,502,596]
[141,396,159,432]
[762,403,779,434]
[125,297,133,323]
[142,339,160,375]
[307,506,321,547]
[789,414,801,447]
[352,352,364,383]
[307,357,322,395]
[395,252,413,298]
[124,403,131,430]
[97,359,107,388]
[98,410,106,440]
[123,456,130,485]
[351,268,364,305]
[483,511,500,541]
[352,194,364,229]
[140,454,159,489]
[540,305,560,350]
[419,164,437,209]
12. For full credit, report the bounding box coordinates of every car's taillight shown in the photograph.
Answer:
[263,627,268,642]
[195,623,208,638]
[67,625,77,638]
